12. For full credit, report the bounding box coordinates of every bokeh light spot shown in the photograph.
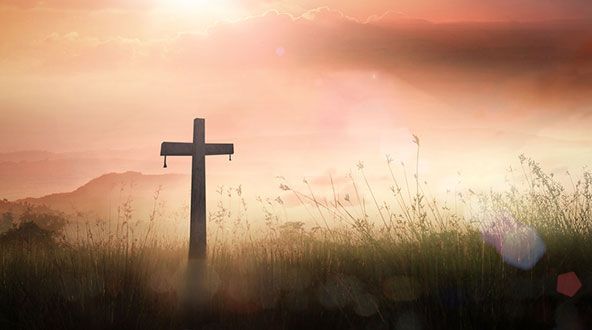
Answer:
[557,272,582,297]
[395,311,423,330]
[317,275,367,311]
[353,293,378,317]
[500,226,546,270]
[471,209,545,270]
[317,277,349,309]
[275,47,285,57]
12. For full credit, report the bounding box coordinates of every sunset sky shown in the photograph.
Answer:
[1,0,591,202]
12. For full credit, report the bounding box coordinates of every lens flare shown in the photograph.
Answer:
[469,209,545,270]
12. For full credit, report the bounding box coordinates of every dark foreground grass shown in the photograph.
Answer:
[1,157,592,329]
[1,231,591,330]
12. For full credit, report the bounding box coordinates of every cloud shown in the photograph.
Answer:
[11,8,592,71]
[241,0,592,21]
[165,8,592,99]
[3,0,592,21]
[4,7,592,104]
[164,8,592,74]
[0,0,154,10]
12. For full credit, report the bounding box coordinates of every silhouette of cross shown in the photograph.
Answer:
[160,118,234,259]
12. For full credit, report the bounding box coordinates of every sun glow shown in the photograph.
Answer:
[165,0,213,11]
[156,0,244,19]
[150,0,247,31]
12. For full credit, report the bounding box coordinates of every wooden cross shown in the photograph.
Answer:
[160,118,234,259]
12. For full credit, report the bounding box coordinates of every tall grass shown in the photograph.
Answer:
[1,155,591,329]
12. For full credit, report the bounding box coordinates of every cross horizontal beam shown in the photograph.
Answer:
[160,142,192,156]
[205,143,234,156]
[161,142,234,156]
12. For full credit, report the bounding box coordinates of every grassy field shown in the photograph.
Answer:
[1,156,591,329]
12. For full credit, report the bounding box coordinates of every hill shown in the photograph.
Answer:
[0,149,157,200]
[17,171,190,222]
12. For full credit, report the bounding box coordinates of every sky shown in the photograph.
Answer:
[0,0,591,202]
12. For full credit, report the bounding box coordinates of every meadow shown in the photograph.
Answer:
[0,155,591,329]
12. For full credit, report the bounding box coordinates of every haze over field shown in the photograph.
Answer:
[1,0,591,203]
[2,3,592,329]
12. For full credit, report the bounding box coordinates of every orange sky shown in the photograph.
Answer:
[0,1,591,201]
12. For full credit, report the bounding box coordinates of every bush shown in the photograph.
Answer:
[0,221,57,247]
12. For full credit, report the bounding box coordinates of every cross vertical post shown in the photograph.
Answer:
[191,118,206,259]
[160,118,234,260]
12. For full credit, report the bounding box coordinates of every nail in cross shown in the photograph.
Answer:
[160,118,234,259]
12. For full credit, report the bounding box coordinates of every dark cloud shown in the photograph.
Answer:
[163,9,592,68]
[166,9,592,91]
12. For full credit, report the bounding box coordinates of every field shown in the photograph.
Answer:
[1,156,591,329]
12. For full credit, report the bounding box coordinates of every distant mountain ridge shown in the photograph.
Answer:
[0,148,160,200]
[17,171,190,221]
